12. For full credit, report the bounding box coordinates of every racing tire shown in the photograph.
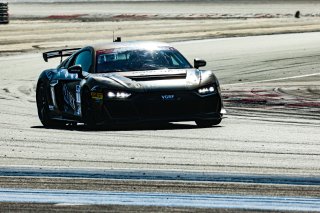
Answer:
[36,80,65,128]
[81,88,97,129]
[195,118,221,128]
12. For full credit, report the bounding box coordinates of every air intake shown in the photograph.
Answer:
[128,73,187,81]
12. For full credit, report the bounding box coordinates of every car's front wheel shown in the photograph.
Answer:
[36,80,65,128]
[195,118,221,128]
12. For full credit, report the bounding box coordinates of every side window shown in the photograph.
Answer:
[74,51,92,72]
[170,56,180,66]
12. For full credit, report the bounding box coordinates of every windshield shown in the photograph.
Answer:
[96,47,192,73]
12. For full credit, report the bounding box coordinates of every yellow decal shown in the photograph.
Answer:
[91,92,103,100]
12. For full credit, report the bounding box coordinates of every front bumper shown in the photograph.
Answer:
[94,90,224,123]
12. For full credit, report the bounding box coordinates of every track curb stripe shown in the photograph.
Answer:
[0,167,320,186]
[1,188,320,211]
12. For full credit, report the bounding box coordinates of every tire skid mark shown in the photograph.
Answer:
[0,111,36,117]
[2,88,10,93]
[2,140,320,157]
[223,84,320,111]
[277,87,320,100]
[224,72,320,86]
[0,157,314,172]
[262,53,320,63]
[239,63,311,76]
[229,115,320,127]
[4,128,320,146]
[227,107,320,120]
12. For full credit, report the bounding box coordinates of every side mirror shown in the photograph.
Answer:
[68,65,82,74]
[194,58,206,69]
[68,65,84,78]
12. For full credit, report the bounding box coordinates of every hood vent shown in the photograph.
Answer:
[127,73,187,81]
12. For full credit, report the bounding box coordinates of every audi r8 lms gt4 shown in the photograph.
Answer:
[36,41,226,129]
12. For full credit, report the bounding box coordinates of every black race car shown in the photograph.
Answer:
[36,41,226,128]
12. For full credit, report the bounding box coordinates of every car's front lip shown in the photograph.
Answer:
[103,112,223,124]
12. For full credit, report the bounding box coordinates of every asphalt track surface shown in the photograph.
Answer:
[0,32,320,211]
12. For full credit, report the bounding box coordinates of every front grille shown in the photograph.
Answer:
[139,101,197,117]
[104,91,220,120]
[135,91,220,118]
[106,101,136,118]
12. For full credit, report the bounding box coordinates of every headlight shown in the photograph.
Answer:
[107,91,131,99]
[198,86,215,95]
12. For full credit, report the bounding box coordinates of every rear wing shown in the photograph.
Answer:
[42,48,81,62]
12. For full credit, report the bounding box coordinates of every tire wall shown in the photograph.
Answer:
[0,2,9,24]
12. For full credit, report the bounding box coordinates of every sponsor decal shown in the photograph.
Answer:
[76,85,81,103]
[91,92,103,100]
[46,71,53,81]
[161,94,175,101]
[75,85,81,116]
[63,84,76,111]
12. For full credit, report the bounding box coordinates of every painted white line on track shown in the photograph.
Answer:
[224,72,320,86]
[1,188,320,211]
